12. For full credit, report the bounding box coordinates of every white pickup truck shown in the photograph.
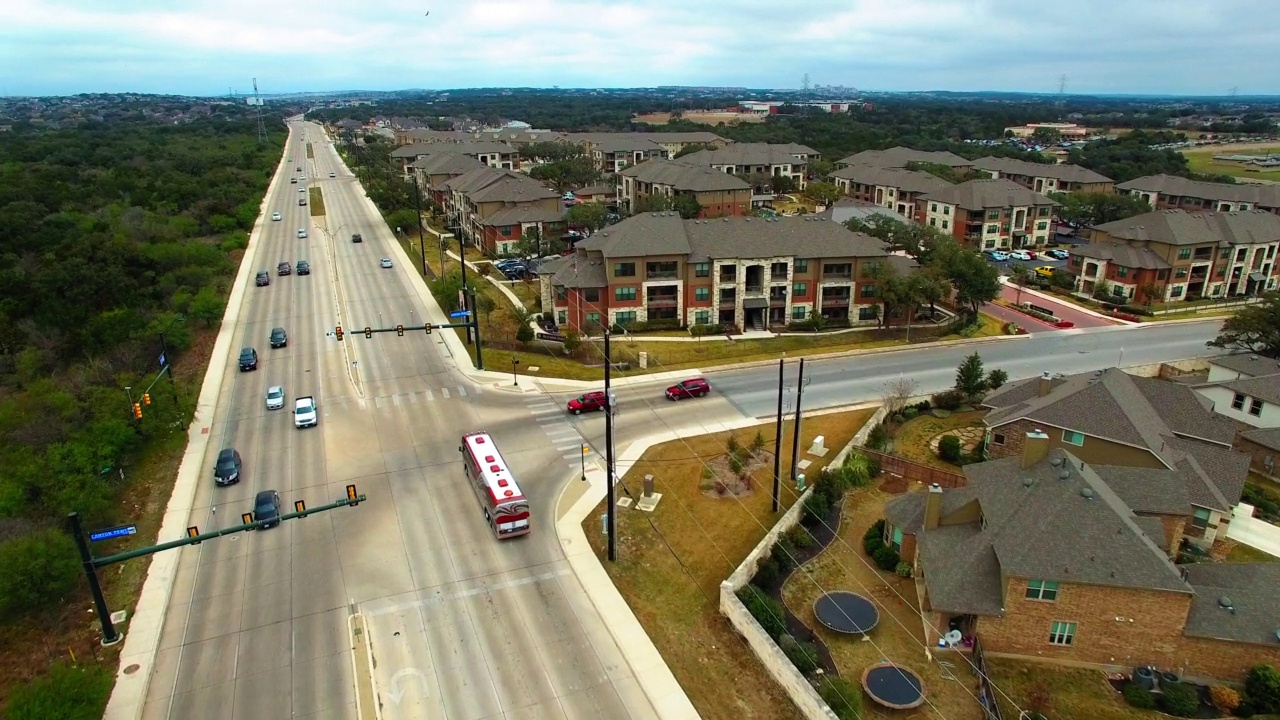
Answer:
[294,396,318,428]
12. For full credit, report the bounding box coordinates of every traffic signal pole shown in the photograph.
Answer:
[337,316,484,371]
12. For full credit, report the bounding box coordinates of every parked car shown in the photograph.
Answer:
[1046,248,1070,260]
[271,212,282,221]
[296,260,310,275]
[278,262,292,276]
[256,271,270,287]
[494,258,523,269]
[666,377,711,400]
[213,448,242,486]
[294,396,318,428]
[380,257,393,269]
[986,250,1010,262]
[1034,265,1057,279]
[567,391,607,415]
[290,178,297,184]
[265,385,285,410]
[238,347,258,371]
[1008,250,1032,261]
[269,327,287,348]
[252,490,282,529]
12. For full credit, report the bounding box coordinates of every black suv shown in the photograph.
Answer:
[213,448,242,486]
[269,327,287,348]
[277,262,292,276]
[253,490,282,529]
[351,233,363,243]
[256,271,270,286]
[238,347,258,371]
[296,260,310,275]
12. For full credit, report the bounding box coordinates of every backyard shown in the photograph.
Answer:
[583,408,875,720]
[884,410,988,470]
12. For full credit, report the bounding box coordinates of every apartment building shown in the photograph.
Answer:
[680,143,820,190]
[396,127,568,147]
[564,131,730,163]
[835,146,974,171]
[617,159,752,217]
[390,142,519,174]
[1075,209,1280,301]
[411,153,488,205]
[539,213,897,333]
[441,167,563,254]
[828,165,951,220]
[569,184,616,204]
[917,179,1057,249]
[1117,174,1280,215]
[972,156,1114,194]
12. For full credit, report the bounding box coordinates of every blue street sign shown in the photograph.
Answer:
[450,311,471,318]
[89,525,138,542]
[159,352,167,368]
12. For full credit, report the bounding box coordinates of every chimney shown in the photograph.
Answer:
[924,483,944,530]
[1022,429,1050,469]
[1037,371,1053,397]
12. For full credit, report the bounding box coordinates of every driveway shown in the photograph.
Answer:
[999,283,1120,329]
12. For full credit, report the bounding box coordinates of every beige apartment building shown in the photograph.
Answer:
[441,167,562,254]
[680,143,820,190]
[390,141,520,174]
[829,165,952,220]
[917,179,1057,249]
[1117,174,1280,215]
[972,156,1115,194]
[617,159,753,217]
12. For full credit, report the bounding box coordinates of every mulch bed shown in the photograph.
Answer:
[1105,678,1226,719]
[878,475,910,494]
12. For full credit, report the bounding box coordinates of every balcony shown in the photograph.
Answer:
[646,270,679,280]
[744,284,765,296]
[820,293,851,308]
[646,294,678,308]
[822,272,852,281]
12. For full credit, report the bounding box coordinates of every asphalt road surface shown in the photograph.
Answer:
[143,123,661,720]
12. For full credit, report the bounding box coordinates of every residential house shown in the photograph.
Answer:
[972,156,1115,194]
[441,167,563,254]
[1067,242,1171,304]
[680,143,820,190]
[539,213,898,333]
[617,159,753,218]
[411,153,488,206]
[1076,209,1280,301]
[569,185,616,204]
[828,165,952,220]
[883,441,1279,681]
[390,142,519,174]
[981,368,1247,549]
[1195,354,1280,428]
[1117,174,1280,215]
[835,147,974,171]
[917,179,1057,249]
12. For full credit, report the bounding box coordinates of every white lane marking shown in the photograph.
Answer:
[393,394,403,406]
[472,385,484,395]
[365,569,572,618]
[535,415,562,424]
[408,392,417,404]
[441,387,451,399]
[556,444,581,452]
[528,407,559,416]
[457,386,467,397]
[376,397,385,409]
[561,452,582,460]
[424,388,434,402]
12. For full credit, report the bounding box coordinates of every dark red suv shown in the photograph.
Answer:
[666,378,710,401]
[567,391,606,415]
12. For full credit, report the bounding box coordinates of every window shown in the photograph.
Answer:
[792,306,807,320]
[930,202,938,212]
[1170,286,1183,298]
[860,284,877,297]
[614,287,636,302]
[793,282,808,297]
[856,306,877,321]
[1062,430,1084,446]
[615,311,636,325]
[941,220,949,230]
[1250,397,1263,417]
[929,218,937,227]
[1048,621,1076,646]
[719,265,736,281]
[585,312,601,326]
[1116,266,1128,278]
[694,287,710,302]
[694,262,710,277]
[1178,248,1191,260]
[1026,579,1059,601]
[987,210,1001,220]
[861,261,880,278]
[770,262,788,279]
[1232,393,1246,411]
[554,285,568,301]
[943,206,950,215]
[557,310,567,325]
[986,224,999,234]
[1192,507,1211,529]
[1175,268,1188,278]
[614,262,635,277]
[500,225,513,236]
[891,527,903,551]
[1038,207,1051,217]
[1236,248,1247,262]
[584,288,600,303]
[694,310,710,325]
[1037,221,1048,231]
[992,433,1006,445]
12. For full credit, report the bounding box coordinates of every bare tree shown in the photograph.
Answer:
[881,376,919,416]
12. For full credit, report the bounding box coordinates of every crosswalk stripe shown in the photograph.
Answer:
[457,386,468,397]
[561,452,582,459]
[393,394,402,406]
[408,392,417,403]
[375,397,385,409]
[529,407,558,415]
[424,388,433,401]
[441,387,451,399]
[473,385,484,395]
[556,444,581,451]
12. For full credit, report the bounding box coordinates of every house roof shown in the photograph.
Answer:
[542,250,609,289]
[1089,465,1191,516]
[919,178,1056,211]
[1091,209,1280,247]
[1117,174,1280,207]
[410,152,487,176]
[681,143,819,168]
[442,167,557,203]
[577,213,890,262]
[972,156,1113,184]
[564,131,728,147]
[1069,242,1171,270]
[819,197,912,226]
[1209,353,1280,378]
[837,146,973,169]
[828,165,953,194]
[572,184,615,197]
[1240,426,1280,452]
[618,158,752,192]
[391,141,516,158]
[594,136,665,153]
[1221,374,1280,405]
[1182,563,1280,645]
[479,205,565,226]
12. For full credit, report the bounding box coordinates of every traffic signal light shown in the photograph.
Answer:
[364,327,372,339]
[335,325,344,341]
[396,324,404,336]
[346,483,359,506]
[424,322,433,335]
[143,393,151,406]
[132,403,142,419]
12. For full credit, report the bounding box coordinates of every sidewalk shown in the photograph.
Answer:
[1000,277,1136,326]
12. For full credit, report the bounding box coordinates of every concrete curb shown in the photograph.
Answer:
[103,132,294,720]
[1001,278,1136,325]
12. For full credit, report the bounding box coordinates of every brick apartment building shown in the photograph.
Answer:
[539,213,906,333]
[390,142,519,174]
[828,165,951,220]
[412,153,488,204]
[441,167,563,254]
[1118,174,1280,215]
[617,159,753,218]
[917,179,1057,250]
[972,156,1115,194]
[835,146,974,172]
[1072,209,1280,303]
[564,132,730,172]
[680,143,820,190]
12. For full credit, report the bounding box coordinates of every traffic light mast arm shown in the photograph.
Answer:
[337,321,472,338]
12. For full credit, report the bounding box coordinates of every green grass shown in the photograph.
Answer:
[308,187,325,216]
[1227,542,1278,563]
[1184,147,1280,181]
[305,142,314,159]
[889,410,987,469]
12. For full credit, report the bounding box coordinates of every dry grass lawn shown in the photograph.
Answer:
[890,410,988,469]
[584,408,874,720]
[984,659,1156,720]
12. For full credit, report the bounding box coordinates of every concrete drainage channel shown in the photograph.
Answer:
[349,607,380,720]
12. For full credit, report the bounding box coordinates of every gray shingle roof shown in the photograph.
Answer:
[391,141,516,159]
[442,167,557,203]
[829,165,953,194]
[1089,465,1191,515]
[1209,353,1280,378]
[1240,426,1280,451]
[1092,209,1280,247]
[681,143,819,168]
[837,147,973,169]
[1117,174,1280,207]
[1070,242,1171,270]
[973,156,1113,184]
[572,184,615,197]
[1220,374,1280,405]
[1182,563,1280,645]
[479,205,564,226]
[1166,436,1250,510]
[542,251,609,289]
[594,136,665,153]
[619,159,752,192]
[411,152,487,176]
[919,178,1057,211]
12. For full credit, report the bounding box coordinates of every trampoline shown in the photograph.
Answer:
[861,662,926,710]
[813,591,879,635]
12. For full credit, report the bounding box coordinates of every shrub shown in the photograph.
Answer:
[802,492,830,528]
[1246,664,1280,713]
[986,368,1008,389]
[890,413,905,424]
[930,389,965,411]
[819,676,863,720]
[866,422,890,450]
[771,540,796,572]
[6,661,114,720]
[0,528,81,617]
[752,558,782,591]
[729,454,744,475]
[872,546,900,572]
[778,633,821,674]
[1122,682,1156,709]
[1120,304,1154,316]
[866,455,881,478]
[786,525,814,550]
[913,400,931,412]
[1242,484,1280,521]
[726,435,740,454]
[1210,685,1241,714]
[938,435,962,462]
[751,431,766,452]
[1157,682,1200,717]
[895,561,913,578]
[902,406,919,420]
[864,519,886,543]
[738,584,787,638]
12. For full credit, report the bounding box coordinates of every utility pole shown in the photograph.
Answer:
[604,330,617,562]
[467,286,484,370]
[158,315,185,427]
[411,173,428,277]
[68,513,121,645]
[772,358,785,513]
[789,358,807,482]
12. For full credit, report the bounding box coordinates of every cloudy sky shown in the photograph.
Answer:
[2,0,1276,97]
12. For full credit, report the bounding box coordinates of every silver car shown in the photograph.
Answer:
[266,385,285,410]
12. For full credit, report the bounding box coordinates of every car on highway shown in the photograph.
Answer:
[380,257,393,269]
[985,250,1010,262]
[666,377,711,401]
[298,197,306,206]
[296,166,301,171]
[238,347,258,371]
[1008,250,1032,261]
[290,177,297,184]
[255,270,270,286]
[1034,265,1057,279]
[297,228,307,239]
[329,172,336,178]
[277,261,291,276]
[351,233,363,243]
[269,327,288,348]
[298,187,305,193]
[567,391,607,414]
[294,396,318,428]
[271,212,282,221]
[252,490,282,529]
[1045,248,1070,260]
[265,385,285,410]
[213,448,242,486]
[296,260,310,275]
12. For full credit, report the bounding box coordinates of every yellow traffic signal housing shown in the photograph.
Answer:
[424,323,433,335]
[133,403,142,419]
[346,484,359,506]
[364,327,373,339]
[143,393,151,406]
[335,325,344,341]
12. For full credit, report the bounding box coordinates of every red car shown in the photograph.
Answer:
[567,391,607,414]
[666,378,710,401]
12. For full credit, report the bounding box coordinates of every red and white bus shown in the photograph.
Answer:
[459,431,531,538]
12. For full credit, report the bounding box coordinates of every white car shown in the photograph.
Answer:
[271,212,282,221]
[294,396,317,428]
[380,257,393,269]
[328,172,336,178]
[1009,250,1032,261]
[265,385,285,410]
[297,228,307,238]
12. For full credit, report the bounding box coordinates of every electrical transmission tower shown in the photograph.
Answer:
[1229,86,1239,99]
[1057,74,1067,96]
[253,78,266,143]
[802,73,811,93]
